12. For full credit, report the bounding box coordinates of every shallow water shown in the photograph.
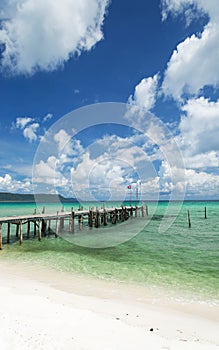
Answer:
[0,201,218,303]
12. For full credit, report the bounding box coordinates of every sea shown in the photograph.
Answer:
[0,200,218,304]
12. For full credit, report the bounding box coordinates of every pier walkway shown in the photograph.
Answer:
[0,205,147,249]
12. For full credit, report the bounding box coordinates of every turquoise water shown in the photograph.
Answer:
[0,201,218,302]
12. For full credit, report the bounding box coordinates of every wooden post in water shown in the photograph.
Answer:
[78,215,83,230]
[7,223,10,244]
[0,223,3,250]
[204,206,207,219]
[42,219,46,236]
[33,209,37,237]
[16,224,19,237]
[27,221,30,239]
[70,210,75,233]
[48,220,51,234]
[141,205,144,217]
[188,210,191,228]
[34,220,37,237]
[89,210,93,228]
[145,205,148,216]
[38,220,42,241]
[55,212,59,238]
[121,207,125,222]
[19,221,23,245]
[60,206,65,230]
[103,209,108,226]
[95,209,100,228]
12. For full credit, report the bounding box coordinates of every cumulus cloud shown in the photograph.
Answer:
[0,0,109,75]
[161,0,219,22]
[14,116,40,142]
[159,160,219,198]
[179,97,219,156]
[161,0,219,100]
[0,173,32,192]
[128,74,159,111]
[15,116,33,129]
[23,122,40,142]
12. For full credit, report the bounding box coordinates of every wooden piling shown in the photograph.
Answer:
[34,220,37,237]
[7,222,10,244]
[0,223,3,250]
[95,209,100,228]
[60,206,65,230]
[27,221,30,239]
[42,219,46,236]
[103,209,108,226]
[204,206,207,219]
[70,211,75,233]
[16,224,19,237]
[135,206,138,217]
[78,215,83,230]
[141,205,144,217]
[48,220,51,234]
[145,205,148,216]
[19,221,23,245]
[38,220,42,241]
[188,210,191,228]
[55,212,59,237]
[89,210,93,228]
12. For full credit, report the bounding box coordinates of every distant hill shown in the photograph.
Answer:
[0,192,78,203]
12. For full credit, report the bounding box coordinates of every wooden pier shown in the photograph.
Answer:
[0,205,146,249]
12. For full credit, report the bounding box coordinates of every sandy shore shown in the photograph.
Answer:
[0,260,218,350]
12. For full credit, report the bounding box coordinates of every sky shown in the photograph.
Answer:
[0,0,219,201]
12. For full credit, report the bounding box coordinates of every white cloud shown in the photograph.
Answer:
[0,173,32,192]
[54,129,71,153]
[179,97,219,156]
[0,0,109,75]
[33,155,69,189]
[23,122,39,142]
[161,0,219,22]
[43,113,53,122]
[159,160,219,197]
[128,74,159,111]
[15,116,33,129]
[161,0,219,100]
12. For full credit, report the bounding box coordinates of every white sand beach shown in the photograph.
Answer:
[0,260,218,350]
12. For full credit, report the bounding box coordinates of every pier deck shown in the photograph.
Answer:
[0,205,147,249]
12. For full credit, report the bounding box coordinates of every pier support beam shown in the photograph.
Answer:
[145,205,148,216]
[27,221,30,239]
[78,215,83,230]
[7,223,11,244]
[70,211,75,233]
[55,213,59,238]
[89,210,93,228]
[95,209,100,228]
[0,223,2,250]
[16,224,19,238]
[103,209,108,226]
[19,221,23,245]
[42,219,47,236]
[38,220,42,241]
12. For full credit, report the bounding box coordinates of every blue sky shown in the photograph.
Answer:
[0,0,219,200]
